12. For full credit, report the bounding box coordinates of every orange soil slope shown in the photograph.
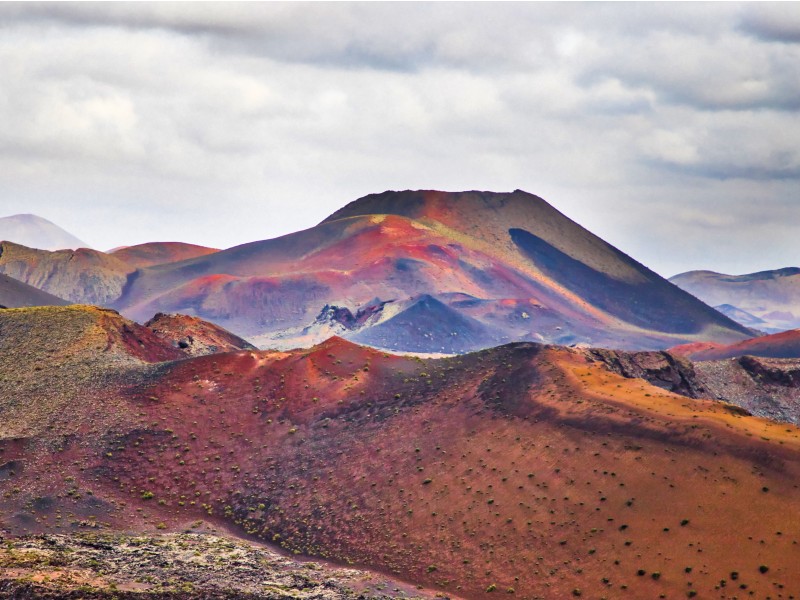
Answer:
[3,320,799,599]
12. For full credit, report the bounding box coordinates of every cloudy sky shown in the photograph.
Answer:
[0,2,798,276]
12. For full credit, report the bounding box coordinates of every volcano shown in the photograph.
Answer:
[105,190,750,352]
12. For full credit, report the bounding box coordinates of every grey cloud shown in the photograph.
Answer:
[644,158,800,182]
[634,109,800,181]
[0,3,797,276]
[578,30,800,111]
[740,3,800,43]
[1,3,728,73]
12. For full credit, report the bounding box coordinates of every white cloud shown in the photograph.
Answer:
[0,3,796,276]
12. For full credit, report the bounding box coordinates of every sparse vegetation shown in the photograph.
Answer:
[2,311,800,599]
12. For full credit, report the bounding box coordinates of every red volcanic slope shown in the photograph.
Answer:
[145,312,256,356]
[0,305,258,455]
[672,328,800,361]
[110,242,219,269]
[112,190,750,351]
[116,214,587,336]
[3,306,800,599]
[668,341,725,358]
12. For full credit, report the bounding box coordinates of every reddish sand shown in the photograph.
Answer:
[3,318,799,598]
[673,329,800,360]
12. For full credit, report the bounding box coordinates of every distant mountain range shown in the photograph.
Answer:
[0,191,752,353]
[670,267,800,332]
[0,213,88,250]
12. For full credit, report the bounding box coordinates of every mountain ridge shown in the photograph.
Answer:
[671,267,800,331]
[0,191,754,353]
[0,213,89,251]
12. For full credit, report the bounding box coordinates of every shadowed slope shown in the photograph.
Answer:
[0,273,71,308]
[322,190,628,276]
[327,190,750,338]
[350,294,497,353]
[509,228,740,334]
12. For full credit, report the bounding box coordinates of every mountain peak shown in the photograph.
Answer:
[0,213,89,251]
[320,189,551,225]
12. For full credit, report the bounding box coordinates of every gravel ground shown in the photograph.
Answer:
[0,532,442,600]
